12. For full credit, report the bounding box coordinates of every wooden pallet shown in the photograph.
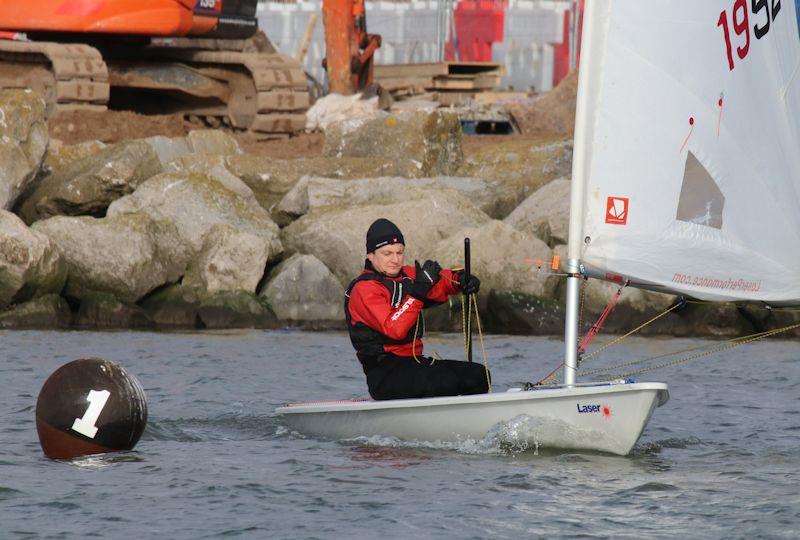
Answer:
[374,62,504,94]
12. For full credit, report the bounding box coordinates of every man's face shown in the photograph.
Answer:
[367,243,405,277]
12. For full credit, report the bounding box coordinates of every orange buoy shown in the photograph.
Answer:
[36,358,148,460]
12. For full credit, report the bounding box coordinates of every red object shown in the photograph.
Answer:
[348,266,459,358]
[447,0,506,62]
[577,287,622,355]
[605,196,629,225]
[553,1,584,87]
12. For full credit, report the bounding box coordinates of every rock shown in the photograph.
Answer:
[196,290,277,329]
[163,154,253,198]
[0,294,72,329]
[226,155,411,222]
[262,254,344,323]
[140,284,201,329]
[32,213,188,303]
[433,220,557,300]
[483,290,565,335]
[186,129,241,155]
[107,171,282,260]
[182,224,270,295]
[17,139,162,224]
[0,89,48,210]
[45,139,107,173]
[0,210,67,308]
[75,292,154,329]
[276,175,496,224]
[143,135,192,166]
[504,177,571,246]
[323,110,463,177]
[459,136,572,218]
[282,193,490,285]
[305,92,381,131]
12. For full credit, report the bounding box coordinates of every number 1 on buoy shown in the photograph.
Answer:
[71,390,111,439]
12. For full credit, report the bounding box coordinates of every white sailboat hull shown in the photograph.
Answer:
[276,382,669,456]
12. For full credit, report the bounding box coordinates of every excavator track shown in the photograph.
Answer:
[0,40,109,112]
[144,47,309,134]
[0,37,309,136]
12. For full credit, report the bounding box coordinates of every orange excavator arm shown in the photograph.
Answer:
[322,0,381,95]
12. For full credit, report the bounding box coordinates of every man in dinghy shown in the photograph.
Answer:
[345,218,490,400]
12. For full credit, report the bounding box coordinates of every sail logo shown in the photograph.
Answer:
[576,403,613,418]
[605,197,629,225]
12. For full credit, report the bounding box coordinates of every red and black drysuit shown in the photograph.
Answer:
[345,261,490,400]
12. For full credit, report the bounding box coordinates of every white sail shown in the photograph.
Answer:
[571,0,800,305]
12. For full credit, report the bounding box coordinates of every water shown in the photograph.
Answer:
[1,330,799,539]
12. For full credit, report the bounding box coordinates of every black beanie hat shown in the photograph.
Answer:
[366,218,405,253]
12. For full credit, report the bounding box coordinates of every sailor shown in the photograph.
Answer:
[345,218,490,400]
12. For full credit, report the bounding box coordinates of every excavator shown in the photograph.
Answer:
[0,0,313,135]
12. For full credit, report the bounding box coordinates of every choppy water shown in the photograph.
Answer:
[1,330,799,539]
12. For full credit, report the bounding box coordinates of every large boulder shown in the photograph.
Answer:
[140,284,277,329]
[0,89,48,210]
[45,139,107,173]
[432,220,557,300]
[275,175,496,224]
[162,154,254,198]
[282,193,491,284]
[17,139,162,223]
[0,211,67,308]
[143,135,193,166]
[107,172,282,260]
[0,294,72,329]
[262,254,344,323]
[504,177,571,247]
[75,292,154,329]
[226,155,413,222]
[323,110,463,177]
[32,213,188,303]
[458,136,572,218]
[182,224,271,295]
[186,129,241,155]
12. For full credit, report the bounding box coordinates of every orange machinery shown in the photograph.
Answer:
[322,0,381,95]
[0,0,310,134]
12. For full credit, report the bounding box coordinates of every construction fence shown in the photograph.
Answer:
[257,0,580,93]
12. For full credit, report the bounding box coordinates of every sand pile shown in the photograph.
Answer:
[506,70,578,136]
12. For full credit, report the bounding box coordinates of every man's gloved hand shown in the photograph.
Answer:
[408,260,442,300]
[458,272,481,295]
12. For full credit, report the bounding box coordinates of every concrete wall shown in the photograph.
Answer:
[257,0,571,92]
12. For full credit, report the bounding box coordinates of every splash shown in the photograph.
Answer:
[340,414,624,456]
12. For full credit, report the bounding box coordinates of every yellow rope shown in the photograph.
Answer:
[411,311,422,364]
[579,302,683,364]
[579,326,783,377]
[599,321,800,380]
[470,293,492,393]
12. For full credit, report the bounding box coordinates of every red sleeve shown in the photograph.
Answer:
[348,280,423,340]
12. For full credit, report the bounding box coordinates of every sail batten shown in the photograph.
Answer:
[570,0,800,305]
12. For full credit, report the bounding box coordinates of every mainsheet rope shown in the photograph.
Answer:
[534,277,800,384]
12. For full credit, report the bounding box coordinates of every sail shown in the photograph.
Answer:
[570,0,800,305]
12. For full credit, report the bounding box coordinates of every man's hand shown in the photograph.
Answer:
[408,260,441,300]
[458,272,481,295]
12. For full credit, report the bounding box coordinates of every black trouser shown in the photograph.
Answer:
[361,354,491,400]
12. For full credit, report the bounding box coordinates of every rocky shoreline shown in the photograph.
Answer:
[1,89,797,337]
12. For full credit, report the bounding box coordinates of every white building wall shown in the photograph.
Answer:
[257,0,571,92]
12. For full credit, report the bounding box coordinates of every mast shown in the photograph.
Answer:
[563,0,605,386]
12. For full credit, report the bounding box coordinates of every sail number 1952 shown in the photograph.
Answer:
[717,0,782,71]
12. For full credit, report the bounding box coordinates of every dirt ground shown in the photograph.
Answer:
[48,109,562,161]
